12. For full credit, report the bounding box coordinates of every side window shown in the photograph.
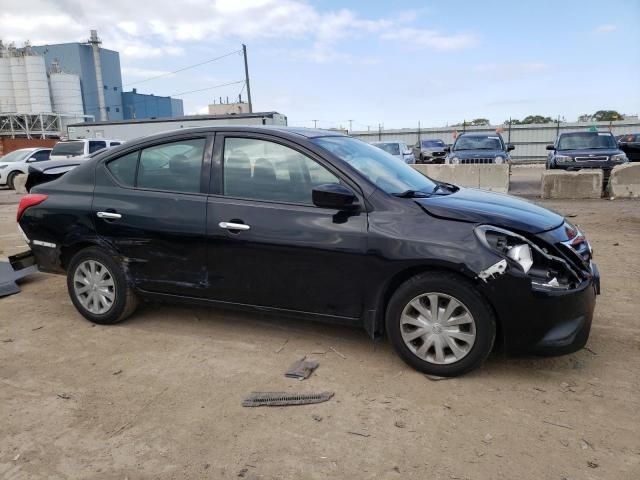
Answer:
[30,150,50,161]
[137,138,205,193]
[89,140,107,154]
[110,142,121,147]
[223,137,340,204]
[106,151,138,187]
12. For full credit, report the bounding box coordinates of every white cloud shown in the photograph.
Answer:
[381,28,479,50]
[0,0,478,63]
[594,24,617,33]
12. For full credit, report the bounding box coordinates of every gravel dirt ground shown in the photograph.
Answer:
[1,166,639,479]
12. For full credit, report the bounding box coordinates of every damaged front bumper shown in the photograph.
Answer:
[0,250,38,297]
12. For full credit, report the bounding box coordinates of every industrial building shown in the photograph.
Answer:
[208,99,250,115]
[67,112,288,141]
[0,30,184,140]
[122,88,184,120]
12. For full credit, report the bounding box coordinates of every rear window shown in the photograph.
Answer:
[422,140,445,148]
[51,141,85,157]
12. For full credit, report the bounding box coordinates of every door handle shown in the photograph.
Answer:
[218,221,250,231]
[97,211,122,220]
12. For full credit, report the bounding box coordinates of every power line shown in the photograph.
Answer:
[170,80,245,97]
[122,48,243,87]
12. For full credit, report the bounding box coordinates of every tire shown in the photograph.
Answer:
[386,272,496,377]
[6,171,20,190]
[67,247,138,325]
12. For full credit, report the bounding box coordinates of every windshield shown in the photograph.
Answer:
[422,140,445,148]
[373,142,400,155]
[557,132,617,150]
[0,149,31,163]
[454,135,503,151]
[313,136,437,195]
[51,141,85,157]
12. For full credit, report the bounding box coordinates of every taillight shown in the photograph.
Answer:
[17,194,48,221]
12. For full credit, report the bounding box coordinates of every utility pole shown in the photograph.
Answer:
[242,44,253,113]
[313,119,318,128]
[378,123,382,141]
[418,120,421,143]
[348,119,353,133]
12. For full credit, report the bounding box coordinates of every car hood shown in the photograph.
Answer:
[556,148,622,157]
[415,187,564,234]
[450,150,505,158]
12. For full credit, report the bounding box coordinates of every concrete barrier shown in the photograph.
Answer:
[13,174,27,194]
[607,163,640,198]
[412,164,510,193]
[540,170,602,199]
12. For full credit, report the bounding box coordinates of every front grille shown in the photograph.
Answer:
[432,151,446,157]
[460,157,494,164]
[575,156,608,162]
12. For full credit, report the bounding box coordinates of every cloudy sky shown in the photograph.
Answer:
[1,0,639,129]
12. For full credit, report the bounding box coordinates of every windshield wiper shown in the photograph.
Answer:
[391,190,430,198]
[431,182,459,194]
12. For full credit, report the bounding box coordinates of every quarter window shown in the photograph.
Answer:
[223,137,339,204]
[107,151,138,187]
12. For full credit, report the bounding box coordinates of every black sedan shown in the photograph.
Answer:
[16,126,599,377]
[617,133,640,162]
[546,131,628,170]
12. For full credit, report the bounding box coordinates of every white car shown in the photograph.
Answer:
[370,141,415,164]
[49,139,123,161]
[0,147,52,189]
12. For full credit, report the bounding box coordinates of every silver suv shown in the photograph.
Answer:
[50,139,123,161]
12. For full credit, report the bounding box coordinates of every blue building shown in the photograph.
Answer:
[31,42,124,121]
[121,89,184,119]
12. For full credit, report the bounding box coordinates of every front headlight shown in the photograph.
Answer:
[494,156,505,164]
[610,153,628,162]
[449,156,460,165]
[555,155,572,162]
[474,225,582,290]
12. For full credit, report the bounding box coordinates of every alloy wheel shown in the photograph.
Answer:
[400,292,476,364]
[73,260,116,315]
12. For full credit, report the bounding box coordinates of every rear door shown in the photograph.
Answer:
[92,134,213,296]
[204,132,368,318]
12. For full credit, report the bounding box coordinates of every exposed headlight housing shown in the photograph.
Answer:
[494,156,505,164]
[474,225,582,290]
[610,153,628,162]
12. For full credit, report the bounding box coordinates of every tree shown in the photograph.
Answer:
[470,118,490,126]
[520,115,554,124]
[592,110,623,121]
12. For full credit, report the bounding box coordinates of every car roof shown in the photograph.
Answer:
[371,140,402,144]
[123,125,346,145]
[457,132,502,137]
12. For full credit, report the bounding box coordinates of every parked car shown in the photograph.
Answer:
[49,139,123,161]
[445,132,514,164]
[412,139,447,164]
[370,141,415,164]
[17,126,599,377]
[0,147,52,189]
[546,131,628,170]
[617,133,640,162]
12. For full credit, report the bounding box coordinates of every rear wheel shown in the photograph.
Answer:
[386,272,496,377]
[67,247,138,324]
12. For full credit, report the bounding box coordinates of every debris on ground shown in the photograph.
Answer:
[312,414,323,422]
[329,346,346,359]
[587,461,599,468]
[285,356,319,380]
[482,433,493,444]
[31,325,44,331]
[425,374,451,381]
[347,431,370,437]
[112,369,123,375]
[274,338,289,354]
[57,393,71,400]
[542,420,573,430]
[394,420,406,428]
[242,391,334,407]
[1,338,14,343]
[0,252,38,298]
[583,346,598,356]
[238,467,248,477]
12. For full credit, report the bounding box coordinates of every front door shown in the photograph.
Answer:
[93,135,212,296]
[205,133,367,319]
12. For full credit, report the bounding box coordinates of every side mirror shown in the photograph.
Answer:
[26,157,36,163]
[545,144,555,151]
[443,145,451,153]
[507,143,515,151]
[312,184,358,210]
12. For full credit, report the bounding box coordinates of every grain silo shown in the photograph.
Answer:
[9,50,30,113]
[0,41,16,113]
[49,61,83,115]
[24,44,51,113]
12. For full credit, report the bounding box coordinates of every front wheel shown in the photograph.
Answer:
[6,171,20,189]
[67,247,138,325]
[386,272,496,377]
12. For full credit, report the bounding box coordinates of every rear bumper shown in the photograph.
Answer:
[480,263,599,356]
